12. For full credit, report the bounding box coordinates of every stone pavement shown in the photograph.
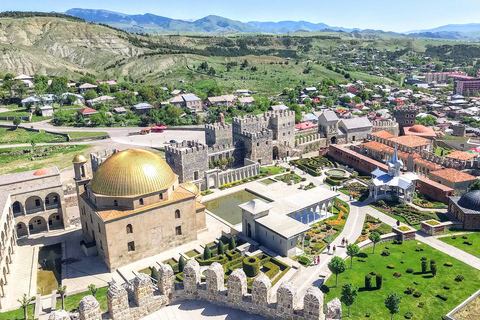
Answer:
[140,300,266,320]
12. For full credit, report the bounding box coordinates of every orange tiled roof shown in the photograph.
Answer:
[362,141,389,152]
[372,130,395,139]
[390,135,431,148]
[88,186,196,222]
[413,158,443,171]
[418,176,455,192]
[430,168,477,183]
[445,151,478,161]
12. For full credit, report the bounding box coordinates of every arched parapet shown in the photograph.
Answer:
[133,273,153,307]
[78,295,101,320]
[252,273,271,308]
[227,268,247,303]
[303,287,324,320]
[158,263,175,298]
[205,262,224,298]
[276,281,296,316]
[183,259,201,295]
[107,282,130,320]
[325,297,342,319]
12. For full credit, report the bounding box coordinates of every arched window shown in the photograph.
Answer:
[114,200,118,206]
[175,209,181,219]
[159,193,163,200]
[126,224,133,234]
[139,198,144,206]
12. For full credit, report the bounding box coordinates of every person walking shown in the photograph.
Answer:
[333,245,336,254]
[327,245,331,254]
[317,256,320,265]
[341,238,345,246]
[345,239,349,246]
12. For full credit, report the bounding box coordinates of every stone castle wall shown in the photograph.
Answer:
[90,149,119,174]
[50,261,341,320]
[165,141,209,183]
[371,120,399,136]
[205,122,233,147]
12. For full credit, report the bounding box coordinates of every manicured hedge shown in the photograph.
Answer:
[226,249,241,261]
[243,256,261,277]
[196,254,228,266]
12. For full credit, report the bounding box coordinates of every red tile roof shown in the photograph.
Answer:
[430,168,477,183]
[445,151,478,161]
[362,141,389,152]
[404,125,437,138]
[390,135,431,148]
[78,107,98,115]
[372,130,395,139]
[413,158,443,171]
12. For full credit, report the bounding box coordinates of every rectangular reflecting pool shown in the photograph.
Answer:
[37,243,62,296]
[204,190,271,225]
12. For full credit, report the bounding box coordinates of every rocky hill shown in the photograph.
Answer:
[0,15,145,76]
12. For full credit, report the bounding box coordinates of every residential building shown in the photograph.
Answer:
[132,102,153,115]
[78,83,98,94]
[78,107,99,120]
[454,78,480,95]
[429,168,477,193]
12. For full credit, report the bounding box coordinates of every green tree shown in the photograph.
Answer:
[221,158,228,168]
[79,75,96,84]
[13,116,21,128]
[346,244,360,269]
[178,256,187,272]
[151,267,159,282]
[84,89,98,100]
[369,232,381,254]
[203,246,212,260]
[66,94,78,105]
[57,285,67,310]
[421,258,428,273]
[17,294,34,320]
[470,179,480,191]
[218,240,225,255]
[49,76,68,98]
[88,284,98,298]
[328,256,347,287]
[229,236,236,250]
[384,292,402,320]
[340,283,358,317]
[430,260,437,277]
[11,81,26,99]
[227,156,235,167]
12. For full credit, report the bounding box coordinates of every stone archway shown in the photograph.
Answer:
[330,136,337,144]
[45,193,60,210]
[12,201,23,217]
[28,216,48,235]
[273,146,279,160]
[246,223,252,238]
[48,213,63,230]
[16,222,28,238]
[25,196,44,214]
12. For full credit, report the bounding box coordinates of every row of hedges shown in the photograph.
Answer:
[290,156,337,176]
[326,175,350,186]
[219,174,267,190]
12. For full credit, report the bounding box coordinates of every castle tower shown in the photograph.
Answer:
[73,154,90,193]
[393,106,418,135]
[165,141,209,183]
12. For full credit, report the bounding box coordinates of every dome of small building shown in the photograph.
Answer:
[179,182,202,202]
[90,149,176,197]
[458,190,480,211]
[72,154,87,164]
[408,124,430,133]
[33,168,53,176]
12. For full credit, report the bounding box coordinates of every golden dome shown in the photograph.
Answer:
[72,154,87,163]
[90,149,176,197]
[179,182,202,201]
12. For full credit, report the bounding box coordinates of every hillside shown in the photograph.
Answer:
[0,16,145,75]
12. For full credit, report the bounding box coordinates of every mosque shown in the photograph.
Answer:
[72,149,206,271]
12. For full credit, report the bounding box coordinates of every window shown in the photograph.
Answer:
[98,224,101,233]
[126,224,133,234]
[45,197,50,205]
[139,198,144,206]
[85,223,88,232]
[159,193,163,200]
[114,200,118,207]
[53,195,58,203]
[35,199,40,207]
[175,226,182,235]
[82,207,86,215]
[194,171,199,180]
[90,214,93,223]
[100,240,103,250]
[127,241,135,252]
[37,220,41,225]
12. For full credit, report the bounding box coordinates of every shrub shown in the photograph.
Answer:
[421,260,428,273]
[370,271,377,276]
[320,284,330,294]
[405,287,415,294]
[365,274,373,289]
[365,312,371,317]
[304,241,311,247]
[226,249,241,261]
[242,257,260,277]
[229,237,236,250]
[431,261,437,277]
[462,235,468,239]
[218,240,225,255]
[413,291,422,298]
[203,246,212,260]
[387,264,395,269]
[304,235,311,241]
[381,249,390,256]
[463,241,473,246]
[455,275,465,282]
[452,236,457,239]
[405,311,413,319]
[406,268,414,274]
[376,274,383,289]
[178,256,187,272]
[444,286,450,290]
[393,272,402,278]
[418,302,424,308]
[444,262,453,267]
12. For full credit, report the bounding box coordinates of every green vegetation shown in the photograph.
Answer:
[56,287,109,312]
[290,156,337,176]
[440,233,480,258]
[260,165,286,175]
[0,305,34,320]
[357,214,392,243]
[275,172,303,184]
[0,127,67,144]
[324,241,480,319]
[65,131,109,139]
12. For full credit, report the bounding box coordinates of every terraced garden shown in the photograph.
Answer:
[290,156,338,176]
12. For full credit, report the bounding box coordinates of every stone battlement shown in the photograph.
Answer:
[164,141,208,155]
[205,122,232,130]
[208,143,236,154]
[241,129,272,139]
[232,110,294,124]
[50,261,342,320]
[90,149,119,174]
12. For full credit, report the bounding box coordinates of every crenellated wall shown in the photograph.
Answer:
[90,149,119,174]
[50,261,342,320]
[371,120,399,136]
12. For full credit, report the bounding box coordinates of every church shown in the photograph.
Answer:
[73,149,206,271]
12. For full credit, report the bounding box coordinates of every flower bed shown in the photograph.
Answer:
[275,173,302,184]
[219,174,267,190]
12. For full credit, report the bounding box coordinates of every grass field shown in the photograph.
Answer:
[65,131,109,139]
[56,287,108,312]
[440,233,480,258]
[0,305,34,320]
[324,241,480,320]
[0,127,67,144]
[0,145,90,175]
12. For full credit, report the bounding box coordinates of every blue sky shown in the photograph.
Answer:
[1,0,480,32]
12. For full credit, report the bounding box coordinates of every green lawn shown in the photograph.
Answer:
[324,241,480,320]
[65,131,109,139]
[0,127,67,144]
[440,233,480,258]
[260,166,286,175]
[56,287,108,312]
[0,305,34,320]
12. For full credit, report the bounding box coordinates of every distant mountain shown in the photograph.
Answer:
[406,23,480,40]
[247,20,331,33]
[64,8,259,33]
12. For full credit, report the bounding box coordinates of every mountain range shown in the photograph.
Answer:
[59,8,480,40]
